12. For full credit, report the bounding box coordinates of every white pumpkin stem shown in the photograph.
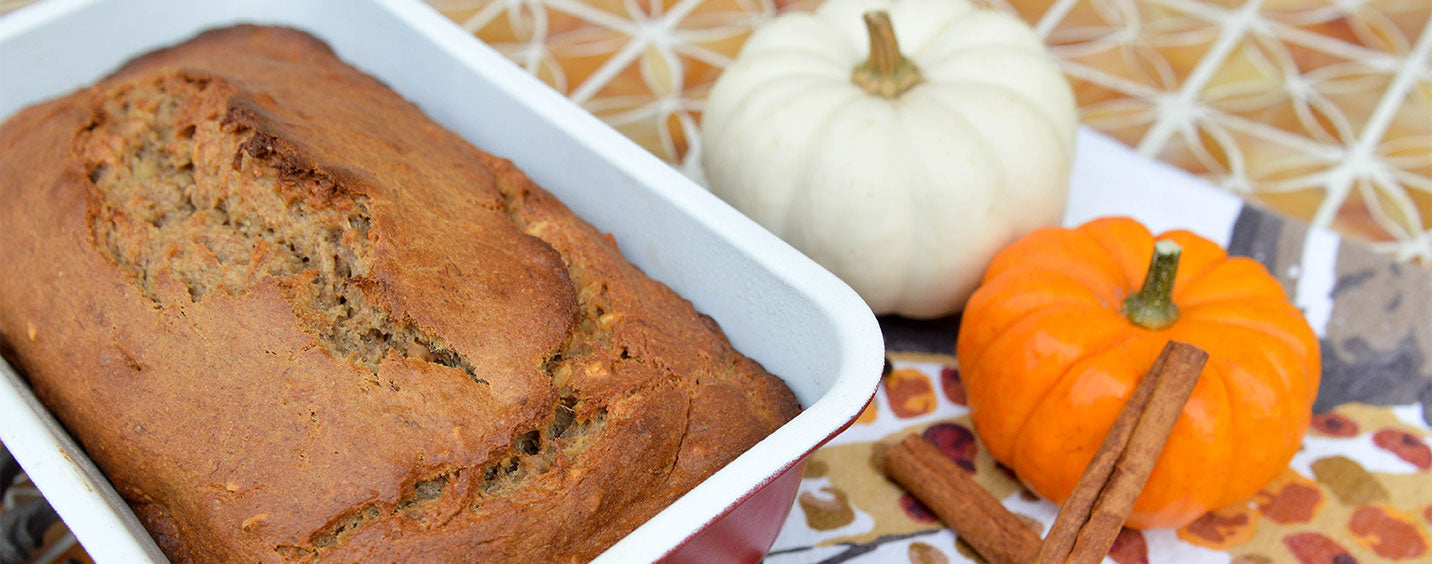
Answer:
[852,11,922,98]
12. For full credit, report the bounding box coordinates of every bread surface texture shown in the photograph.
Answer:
[0,25,799,561]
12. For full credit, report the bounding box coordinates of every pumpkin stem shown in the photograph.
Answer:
[1123,240,1182,330]
[851,11,922,98]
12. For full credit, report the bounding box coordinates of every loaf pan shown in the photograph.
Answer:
[0,0,884,561]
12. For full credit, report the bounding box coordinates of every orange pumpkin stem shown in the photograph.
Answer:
[852,11,923,98]
[1123,240,1181,330]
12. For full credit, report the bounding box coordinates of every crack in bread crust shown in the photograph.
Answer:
[279,401,608,556]
[78,73,482,383]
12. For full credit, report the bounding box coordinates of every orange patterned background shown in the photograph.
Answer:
[429,0,1432,263]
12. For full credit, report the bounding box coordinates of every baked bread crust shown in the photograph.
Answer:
[0,25,799,561]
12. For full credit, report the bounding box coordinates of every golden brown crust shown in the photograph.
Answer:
[0,25,799,561]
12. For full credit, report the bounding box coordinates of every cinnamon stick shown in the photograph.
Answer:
[1036,340,1208,564]
[884,434,1042,564]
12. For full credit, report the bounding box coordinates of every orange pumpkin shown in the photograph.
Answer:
[956,217,1320,529]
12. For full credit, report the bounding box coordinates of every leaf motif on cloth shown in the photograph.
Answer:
[1311,456,1390,506]
[1109,527,1149,564]
[897,493,937,524]
[953,536,984,563]
[920,423,978,473]
[1347,505,1430,560]
[1178,503,1259,549]
[797,486,855,531]
[856,399,879,425]
[1283,531,1359,564]
[789,440,938,546]
[885,368,936,418]
[907,541,949,564]
[1256,470,1324,524]
[939,367,966,406]
[1312,412,1361,437]
[1371,429,1432,470]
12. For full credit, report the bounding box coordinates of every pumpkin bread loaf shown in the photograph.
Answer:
[0,25,799,561]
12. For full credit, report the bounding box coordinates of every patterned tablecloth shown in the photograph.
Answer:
[0,0,1430,563]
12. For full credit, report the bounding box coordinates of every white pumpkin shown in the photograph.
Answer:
[701,0,1077,318]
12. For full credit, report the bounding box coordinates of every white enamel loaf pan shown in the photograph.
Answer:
[0,0,883,561]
